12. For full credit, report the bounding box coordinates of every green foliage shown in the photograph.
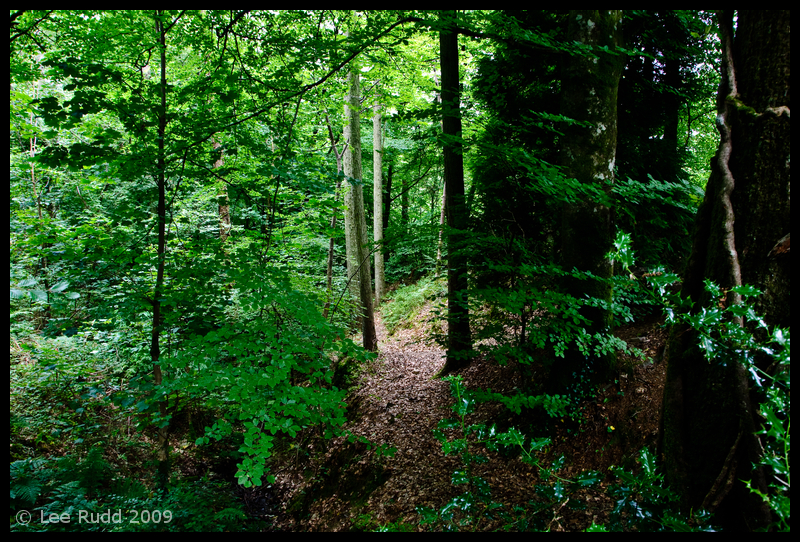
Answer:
[610,230,790,532]
[10,449,258,532]
[392,234,789,531]
[411,375,604,531]
[156,260,368,488]
[9,9,788,532]
[612,175,703,271]
[384,223,440,284]
[466,254,644,376]
[10,336,124,458]
[381,273,446,334]
[606,448,716,531]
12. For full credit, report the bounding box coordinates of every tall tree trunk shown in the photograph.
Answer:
[438,10,472,375]
[151,13,171,491]
[660,10,789,530]
[548,10,624,393]
[373,94,385,305]
[343,57,377,351]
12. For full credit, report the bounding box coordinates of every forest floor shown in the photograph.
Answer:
[259,301,669,532]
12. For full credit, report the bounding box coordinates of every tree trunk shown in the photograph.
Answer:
[151,13,171,491]
[660,10,789,531]
[548,10,624,392]
[343,58,377,351]
[438,10,472,375]
[373,95,385,305]
[383,161,393,233]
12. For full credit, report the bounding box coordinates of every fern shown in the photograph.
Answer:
[10,459,45,507]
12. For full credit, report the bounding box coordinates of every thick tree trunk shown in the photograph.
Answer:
[343,59,377,351]
[548,10,624,392]
[438,11,472,375]
[660,10,789,531]
[373,96,385,306]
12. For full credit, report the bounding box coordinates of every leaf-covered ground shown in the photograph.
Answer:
[258,302,668,531]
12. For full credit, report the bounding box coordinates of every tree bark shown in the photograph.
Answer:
[438,10,472,375]
[373,94,385,305]
[548,10,624,392]
[343,57,377,351]
[660,10,789,531]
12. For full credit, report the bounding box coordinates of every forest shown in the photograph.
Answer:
[9,10,789,532]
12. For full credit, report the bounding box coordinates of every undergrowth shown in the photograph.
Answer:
[376,231,789,532]
[382,274,446,335]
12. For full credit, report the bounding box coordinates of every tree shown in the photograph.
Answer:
[547,10,624,392]
[438,10,473,375]
[150,11,171,490]
[660,10,790,530]
[343,47,378,351]
[615,10,717,271]
[373,91,386,305]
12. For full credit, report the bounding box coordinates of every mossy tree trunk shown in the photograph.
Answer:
[660,10,789,531]
[548,10,624,393]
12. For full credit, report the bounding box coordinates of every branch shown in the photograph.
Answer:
[168,16,421,159]
[389,162,436,204]
[9,10,54,48]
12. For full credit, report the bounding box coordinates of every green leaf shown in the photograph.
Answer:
[730,284,762,297]
[10,289,27,300]
[50,280,70,293]
[30,290,48,303]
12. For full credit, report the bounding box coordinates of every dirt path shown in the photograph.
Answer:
[276,308,535,531]
[274,307,667,531]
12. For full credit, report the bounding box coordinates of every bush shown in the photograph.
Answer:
[11,448,259,532]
